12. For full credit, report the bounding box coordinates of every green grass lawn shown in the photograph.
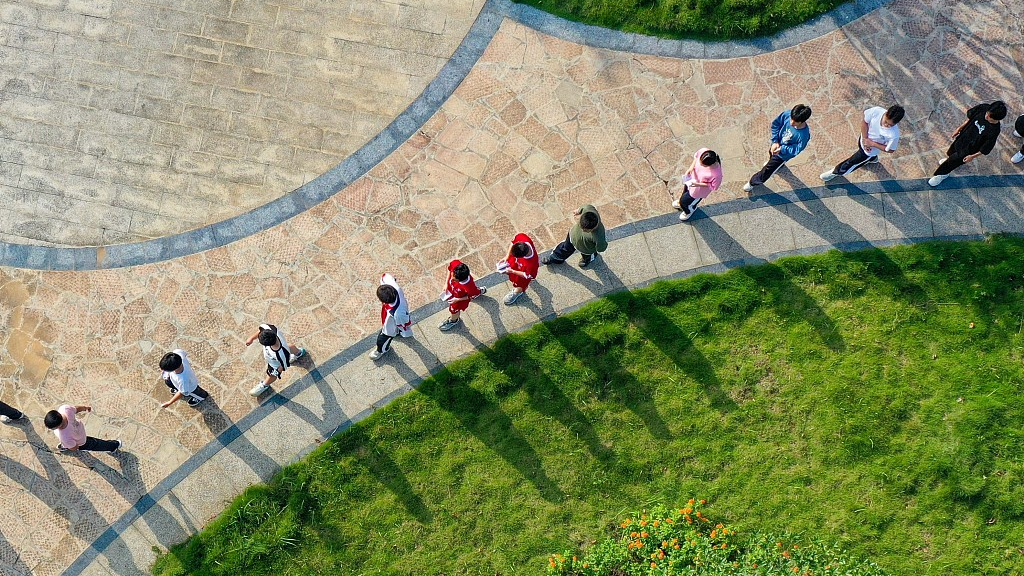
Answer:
[512,0,848,40]
[154,238,1024,576]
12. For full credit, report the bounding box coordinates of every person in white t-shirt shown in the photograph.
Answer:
[159,349,210,408]
[245,323,306,396]
[821,105,904,182]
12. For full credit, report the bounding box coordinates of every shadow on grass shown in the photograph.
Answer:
[538,263,737,417]
[331,426,433,524]
[394,337,567,503]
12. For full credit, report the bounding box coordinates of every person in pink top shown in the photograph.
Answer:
[44,404,121,453]
[672,148,723,221]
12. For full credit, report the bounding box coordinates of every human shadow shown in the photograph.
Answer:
[460,306,617,464]
[328,425,433,524]
[0,524,33,575]
[769,188,930,308]
[0,425,149,576]
[544,262,736,418]
[690,214,847,352]
[392,337,566,503]
[195,397,280,482]
[271,350,352,439]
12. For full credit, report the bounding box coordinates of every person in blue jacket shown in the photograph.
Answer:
[744,104,812,192]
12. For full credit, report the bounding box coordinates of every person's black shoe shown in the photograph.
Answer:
[542,256,563,266]
[579,255,596,268]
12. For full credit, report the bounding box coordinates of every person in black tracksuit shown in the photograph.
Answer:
[928,101,1006,186]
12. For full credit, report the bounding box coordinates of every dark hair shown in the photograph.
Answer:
[579,211,599,230]
[699,150,720,166]
[790,104,812,123]
[159,352,182,372]
[510,242,531,258]
[44,410,63,430]
[452,263,470,282]
[257,329,277,347]
[885,105,905,124]
[376,284,397,304]
[988,101,1007,121]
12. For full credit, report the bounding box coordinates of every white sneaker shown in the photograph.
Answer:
[249,381,270,397]
[1014,129,1021,138]
[928,175,948,187]
[289,347,306,363]
[368,348,387,360]
[820,171,838,182]
[503,290,524,305]
[111,440,122,453]
[671,199,681,210]
[679,211,693,221]
[742,182,753,193]
[1011,152,1024,164]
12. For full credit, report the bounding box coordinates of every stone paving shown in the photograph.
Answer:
[0,0,483,246]
[0,0,1019,574]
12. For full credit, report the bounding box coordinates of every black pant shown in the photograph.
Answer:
[376,331,394,353]
[80,436,119,452]
[548,232,593,264]
[163,379,209,402]
[749,150,787,186]
[935,143,971,176]
[678,186,703,215]
[0,401,22,420]
[832,139,876,175]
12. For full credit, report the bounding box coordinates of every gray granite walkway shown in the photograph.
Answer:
[68,175,1024,576]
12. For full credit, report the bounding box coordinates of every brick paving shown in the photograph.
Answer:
[0,0,483,246]
[0,0,1020,574]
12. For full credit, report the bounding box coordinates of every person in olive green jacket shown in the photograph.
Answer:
[542,204,608,268]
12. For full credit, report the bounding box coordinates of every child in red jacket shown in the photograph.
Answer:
[439,260,486,331]
[499,233,539,305]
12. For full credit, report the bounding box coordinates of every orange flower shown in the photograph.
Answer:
[710,530,718,538]
[653,520,660,527]
[720,543,727,549]
[641,532,649,538]
[674,544,680,549]
[700,499,707,504]
[688,498,696,505]
[793,567,799,573]
[651,562,657,568]
[621,519,631,528]
[783,551,791,559]
[640,520,648,527]
[682,507,693,514]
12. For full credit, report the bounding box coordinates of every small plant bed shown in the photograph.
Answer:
[512,0,848,41]
[154,238,1024,576]
[547,502,889,575]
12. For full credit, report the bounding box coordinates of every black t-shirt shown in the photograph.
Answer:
[951,104,1001,157]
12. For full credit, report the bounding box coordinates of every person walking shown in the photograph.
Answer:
[44,404,121,452]
[0,400,26,424]
[498,233,540,305]
[928,100,1006,186]
[743,104,812,192]
[439,260,485,332]
[159,349,210,408]
[246,323,306,396]
[1010,113,1024,164]
[370,273,413,360]
[542,204,608,268]
[672,148,723,221]
[821,105,904,182]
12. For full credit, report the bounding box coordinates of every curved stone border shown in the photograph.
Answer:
[60,177,1024,576]
[0,0,898,271]
[502,0,894,58]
